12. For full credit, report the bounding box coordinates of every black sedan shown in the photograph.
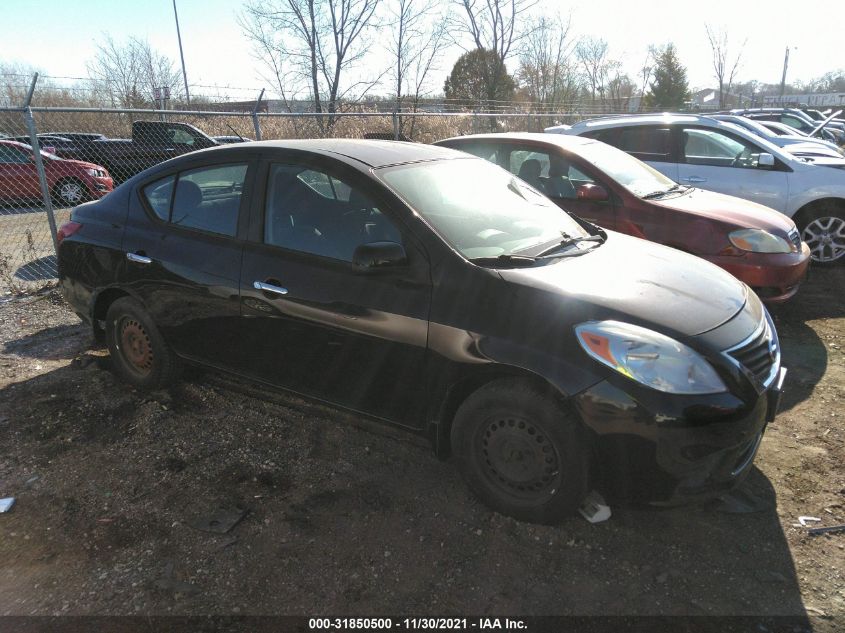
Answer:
[58,140,786,523]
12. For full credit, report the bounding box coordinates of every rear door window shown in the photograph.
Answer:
[141,164,248,237]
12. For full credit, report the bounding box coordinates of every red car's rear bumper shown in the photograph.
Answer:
[707,243,811,304]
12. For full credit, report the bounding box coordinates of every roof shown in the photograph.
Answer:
[437,132,599,150]
[568,113,707,130]
[235,138,465,168]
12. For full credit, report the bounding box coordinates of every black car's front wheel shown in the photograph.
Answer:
[105,297,178,390]
[451,378,589,524]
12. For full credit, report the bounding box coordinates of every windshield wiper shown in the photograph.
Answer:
[641,184,688,199]
[536,234,605,258]
[469,254,538,267]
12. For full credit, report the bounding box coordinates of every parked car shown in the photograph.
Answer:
[0,140,113,205]
[10,133,107,162]
[73,120,219,183]
[435,133,810,303]
[58,139,787,522]
[709,114,845,158]
[727,108,845,145]
[549,114,845,264]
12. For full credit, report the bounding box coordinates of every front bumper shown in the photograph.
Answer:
[707,243,811,304]
[572,366,787,505]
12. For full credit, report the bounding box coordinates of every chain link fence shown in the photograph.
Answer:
[0,77,618,295]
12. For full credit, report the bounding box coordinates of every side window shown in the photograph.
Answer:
[509,150,550,192]
[616,127,671,162]
[142,175,175,221]
[167,164,247,236]
[681,128,764,169]
[170,128,196,146]
[264,163,401,262]
[0,145,30,164]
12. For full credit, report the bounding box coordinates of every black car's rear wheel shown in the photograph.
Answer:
[105,297,178,390]
[451,378,589,524]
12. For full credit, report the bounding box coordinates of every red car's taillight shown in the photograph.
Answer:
[57,221,82,245]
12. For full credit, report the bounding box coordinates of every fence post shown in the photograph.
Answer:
[392,110,399,140]
[23,74,59,255]
[252,89,265,141]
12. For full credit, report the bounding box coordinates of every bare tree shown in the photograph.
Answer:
[86,36,182,108]
[240,0,382,134]
[517,14,579,111]
[387,0,449,135]
[636,47,656,112]
[450,0,537,109]
[576,37,611,106]
[705,24,746,109]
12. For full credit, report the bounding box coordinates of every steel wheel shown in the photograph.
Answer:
[802,215,845,263]
[56,179,85,206]
[479,416,562,501]
[117,318,154,376]
[451,378,588,523]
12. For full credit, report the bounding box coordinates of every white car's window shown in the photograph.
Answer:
[682,128,767,169]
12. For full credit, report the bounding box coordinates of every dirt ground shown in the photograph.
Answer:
[0,268,843,631]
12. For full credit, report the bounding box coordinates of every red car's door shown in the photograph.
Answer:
[0,143,40,199]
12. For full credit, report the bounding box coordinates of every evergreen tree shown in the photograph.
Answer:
[444,48,516,108]
[646,44,689,109]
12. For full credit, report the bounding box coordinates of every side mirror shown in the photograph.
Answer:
[576,183,609,202]
[352,241,407,270]
[758,153,775,169]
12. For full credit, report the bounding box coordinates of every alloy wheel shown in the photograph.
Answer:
[58,181,84,205]
[802,216,845,263]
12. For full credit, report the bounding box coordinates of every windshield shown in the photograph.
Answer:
[378,158,590,260]
[575,141,676,197]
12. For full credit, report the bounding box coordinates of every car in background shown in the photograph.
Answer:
[58,139,787,522]
[728,108,845,145]
[549,114,845,264]
[709,115,845,159]
[0,140,113,206]
[10,134,107,162]
[435,133,810,303]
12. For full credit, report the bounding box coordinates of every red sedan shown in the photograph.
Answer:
[435,133,810,303]
[0,140,113,206]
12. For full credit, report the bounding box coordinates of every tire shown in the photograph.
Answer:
[450,378,589,524]
[105,297,179,390]
[797,203,845,266]
[52,178,87,207]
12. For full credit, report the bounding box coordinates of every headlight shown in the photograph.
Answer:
[575,321,727,394]
[729,229,791,253]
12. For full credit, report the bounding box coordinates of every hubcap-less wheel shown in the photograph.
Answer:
[118,318,153,376]
[58,181,84,205]
[802,216,845,263]
[479,416,562,501]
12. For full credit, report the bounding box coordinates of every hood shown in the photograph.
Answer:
[652,188,796,233]
[784,142,844,158]
[50,157,107,172]
[498,231,747,337]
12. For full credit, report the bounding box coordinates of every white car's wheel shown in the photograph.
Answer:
[799,204,845,265]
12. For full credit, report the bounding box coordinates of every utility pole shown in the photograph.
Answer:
[779,46,791,103]
[173,0,190,107]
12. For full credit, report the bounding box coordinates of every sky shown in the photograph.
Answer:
[1,0,842,101]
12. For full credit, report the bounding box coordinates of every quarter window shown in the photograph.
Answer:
[264,164,400,262]
[142,175,175,221]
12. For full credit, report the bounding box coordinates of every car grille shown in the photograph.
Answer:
[726,318,777,385]
[787,227,802,250]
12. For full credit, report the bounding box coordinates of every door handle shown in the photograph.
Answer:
[681,176,706,183]
[126,252,152,265]
[253,280,288,296]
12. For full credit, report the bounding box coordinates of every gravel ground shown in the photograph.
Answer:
[0,269,843,631]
